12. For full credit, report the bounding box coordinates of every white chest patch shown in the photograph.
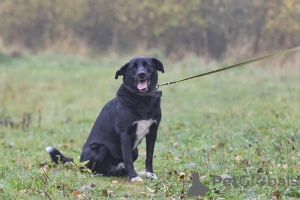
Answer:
[132,119,156,149]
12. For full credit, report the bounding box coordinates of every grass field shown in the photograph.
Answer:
[0,53,300,199]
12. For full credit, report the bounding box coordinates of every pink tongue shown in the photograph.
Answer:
[137,80,147,90]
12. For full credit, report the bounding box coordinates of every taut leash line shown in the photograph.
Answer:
[157,46,300,88]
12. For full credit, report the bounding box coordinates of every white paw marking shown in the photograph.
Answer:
[146,172,158,179]
[130,176,144,182]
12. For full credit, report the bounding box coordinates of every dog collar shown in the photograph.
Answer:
[137,90,162,97]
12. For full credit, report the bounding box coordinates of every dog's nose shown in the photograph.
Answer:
[138,71,146,78]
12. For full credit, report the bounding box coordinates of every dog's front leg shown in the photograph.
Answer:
[120,132,143,182]
[145,125,158,179]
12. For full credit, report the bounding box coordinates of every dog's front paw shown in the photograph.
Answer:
[130,176,144,183]
[146,172,158,179]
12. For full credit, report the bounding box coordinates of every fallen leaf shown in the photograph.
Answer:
[39,167,47,173]
[146,187,155,193]
[179,172,185,176]
[265,135,270,139]
[174,157,180,161]
[25,164,31,170]
[39,192,45,197]
[20,189,27,193]
[77,194,85,199]
[241,159,249,164]
[112,180,119,184]
[186,171,194,178]
[235,155,241,161]
[102,189,108,196]
[257,168,264,173]
[211,145,217,151]
[81,182,94,190]
[72,190,79,197]
[134,179,143,183]
[107,190,114,196]
[177,193,184,199]
[140,192,147,196]
[272,190,280,200]
[178,172,185,180]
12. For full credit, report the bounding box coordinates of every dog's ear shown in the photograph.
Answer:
[152,58,164,73]
[115,63,129,79]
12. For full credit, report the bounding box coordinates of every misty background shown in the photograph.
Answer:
[0,0,299,60]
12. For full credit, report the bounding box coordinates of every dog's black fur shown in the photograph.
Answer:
[46,56,164,182]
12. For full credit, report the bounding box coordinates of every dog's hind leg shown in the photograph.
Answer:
[80,143,108,174]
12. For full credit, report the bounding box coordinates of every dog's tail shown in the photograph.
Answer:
[45,146,73,164]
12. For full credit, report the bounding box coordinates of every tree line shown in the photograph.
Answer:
[0,0,299,59]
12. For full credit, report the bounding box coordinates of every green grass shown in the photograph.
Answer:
[0,53,300,199]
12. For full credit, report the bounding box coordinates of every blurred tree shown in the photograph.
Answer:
[265,0,300,47]
[0,0,299,58]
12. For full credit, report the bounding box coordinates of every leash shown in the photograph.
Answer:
[157,46,300,88]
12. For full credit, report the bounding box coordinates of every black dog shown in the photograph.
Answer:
[46,56,164,182]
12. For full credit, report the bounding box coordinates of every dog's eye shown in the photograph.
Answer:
[144,63,150,68]
[132,64,138,70]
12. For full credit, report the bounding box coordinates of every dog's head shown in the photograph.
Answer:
[115,57,164,93]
